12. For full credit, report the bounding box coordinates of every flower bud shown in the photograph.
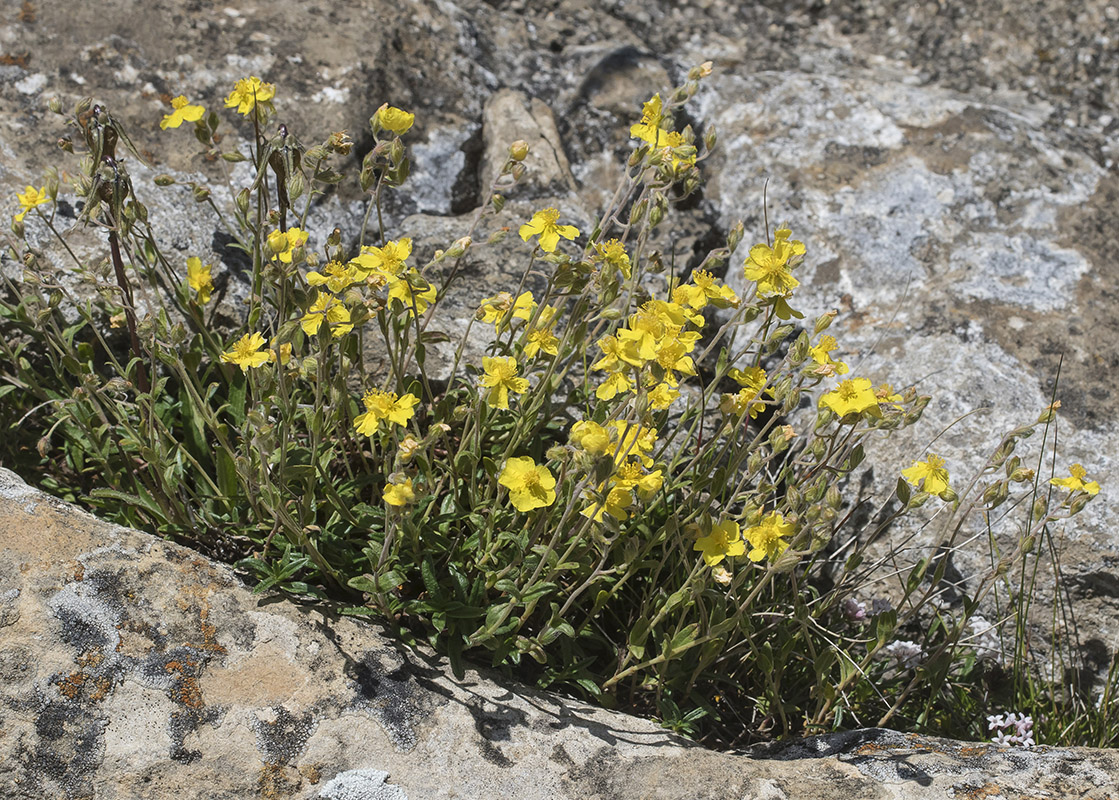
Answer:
[445,236,471,258]
[1070,495,1092,515]
[286,170,305,202]
[1010,467,1035,483]
[703,124,717,152]
[727,220,745,253]
[153,174,176,186]
[814,310,838,335]
[688,61,714,80]
[983,481,1009,508]
[191,185,211,203]
[509,140,529,161]
[1031,497,1049,521]
[1037,402,1060,423]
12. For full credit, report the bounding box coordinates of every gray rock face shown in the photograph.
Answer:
[1,0,1118,754]
[2,468,1117,799]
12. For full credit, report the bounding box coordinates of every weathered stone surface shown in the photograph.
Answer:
[1,0,1118,729]
[2,468,1117,799]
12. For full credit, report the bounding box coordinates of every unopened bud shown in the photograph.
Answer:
[1010,467,1035,483]
[509,140,529,161]
[1031,497,1049,521]
[703,124,717,152]
[688,61,714,80]
[727,220,745,253]
[1037,401,1060,423]
[286,171,305,202]
[153,174,176,186]
[983,481,1009,508]
[191,185,211,203]
[445,236,471,258]
[814,310,838,334]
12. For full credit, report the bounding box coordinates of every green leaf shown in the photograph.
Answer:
[665,623,699,657]
[421,558,444,604]
[347,574,379,594]
[628,615,651,660]
[228,373,247,425]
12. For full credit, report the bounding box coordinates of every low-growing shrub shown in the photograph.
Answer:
[1,66,1111,748]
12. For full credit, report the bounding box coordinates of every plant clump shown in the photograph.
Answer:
[1,63,1111,748]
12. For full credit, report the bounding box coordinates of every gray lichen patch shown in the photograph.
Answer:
[347,651,442,752]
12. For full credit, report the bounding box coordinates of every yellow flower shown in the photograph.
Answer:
[591,335,626,373]
[270,341,293,366]
[221,332,271,372]
[519,208,579,253]
[592,239,632,279]
[807,335,849,376]
[478,291,535,334]
[743,227,806,297]
[397,436,422,462]
[570,420,611,456]
[300,291,354,338]
[613,458,663,501]
[595,371,633,402]
[652,339,696,387]
[160,95,205,130]
[582,485,634,523]
[354,389,418,437]
[224,76,275,115]
[186,257,214,304]
[14,185,49,222]
[523,326,560,359]
[902,454,951,497]
[480,356,529,410]
[268,227,309,263]
[875,383,903,404]
[352,238,412,280]
[608,421,657,467]
[306,260,361,294]
[499,456,556,512]
[617,305,668,364]
[647,383,679,410]
[630,94,669,145]
[820,377,880,418]
[375,104,415,135]
[1050,463,1100,496]
[693,520,745,567]
[387,271,436,315]
[687,270,738,308]
[383,478,415,507]
[721,366,768,418]
[743,511,795,562]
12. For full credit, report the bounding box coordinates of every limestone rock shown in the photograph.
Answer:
[480,89,577,200]
[2,468,1117,799]
[1,0,1118,710]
